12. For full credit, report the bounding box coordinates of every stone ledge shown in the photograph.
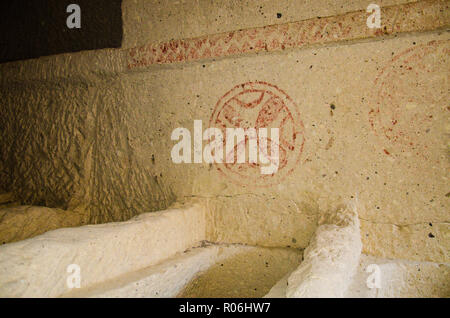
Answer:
[346,254,450,297]
[0,204,206,297]
[284,201,362,297]
[0,205,88,244]
[62,244,245,298]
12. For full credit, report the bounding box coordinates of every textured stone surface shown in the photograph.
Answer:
[285,201,362,297]
[346,254,450,297]
[127,0,449,68]
[360,220,449,263]
[0,73,175,224]
[0,204,206,297]
[137,31,447,261]
[63,244,301,298]
[0,205,88,244]
[63,244,240,298]
[122,0,416,49]
[0,0,448,264]
[204,193,319,249]
[178,246,302,298]
[266,253,450,298]
[0,201,447,298]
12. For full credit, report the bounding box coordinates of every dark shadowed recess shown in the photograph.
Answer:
[0,0,122,63]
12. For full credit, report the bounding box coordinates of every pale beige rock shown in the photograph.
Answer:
[120,31,448,262]
[122,0,415,48]
[0,200,447,298]
[263,272,292,298]
[63,244,302,298]
[2,31,448,262]
[0,204,206,297]
[0,205,88,244]
[285,201,362,297]
[204,193,319,249]
[267,200,449,298]
[346,255,450,297]
[178,246,302,298]
[0,65,174,224]
[62,244,243,298]
[360,220,450,263]
[0,0,448,271]
[266,253,450,298]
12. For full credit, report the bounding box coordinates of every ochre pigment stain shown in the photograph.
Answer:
[126,1,448,69]
[369,40,449,161]
[209,81,305,187]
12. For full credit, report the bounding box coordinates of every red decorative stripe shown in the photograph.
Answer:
[127,0,449,69]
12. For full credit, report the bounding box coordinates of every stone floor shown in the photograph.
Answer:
[178,246,302,298]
